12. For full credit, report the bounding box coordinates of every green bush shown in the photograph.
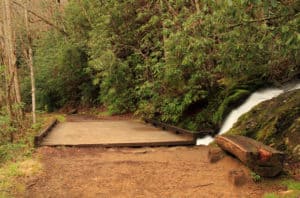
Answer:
[31,0,300,129]
[0,108,17,144]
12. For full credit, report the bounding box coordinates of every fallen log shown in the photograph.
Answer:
[215,135,285,177]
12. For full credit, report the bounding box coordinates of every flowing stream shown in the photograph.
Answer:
[196,80,300,145]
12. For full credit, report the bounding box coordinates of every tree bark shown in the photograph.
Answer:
[1,1,13,120]
[25,0,36,124]
[4,0,23,117]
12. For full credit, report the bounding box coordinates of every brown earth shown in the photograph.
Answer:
[23,146,283,198]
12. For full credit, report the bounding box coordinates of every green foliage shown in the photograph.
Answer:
[33,30,97,111]
[0,113,59,196]
[31,0,300,129]
[0,144,25,164]
[0,159,42,197]
[0,113,53,165]
[263,180,300,198]
[213,89,250,125]
[263,193,278,198]
[0,130,35,165]
[282,180,300,191]
[250,171,261,182]
[0,108,17,144]
[55,115,66,123]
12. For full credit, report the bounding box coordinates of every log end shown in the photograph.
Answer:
[216,135,284,177]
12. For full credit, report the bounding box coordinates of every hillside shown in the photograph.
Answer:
[228,89,300,161]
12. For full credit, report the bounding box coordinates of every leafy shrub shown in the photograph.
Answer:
[32,0,300,129]
[0,108,17,144]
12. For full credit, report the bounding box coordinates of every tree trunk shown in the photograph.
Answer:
[25,0,37,124]
[1,0,13,121]
[4,0,23,119]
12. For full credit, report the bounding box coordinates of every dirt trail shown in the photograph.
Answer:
[24,146,281,198]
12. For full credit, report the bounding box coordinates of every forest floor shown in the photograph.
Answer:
[21,145,285,198]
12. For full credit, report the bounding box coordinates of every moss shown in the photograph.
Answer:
[285,118,300,160]
[227,89,300,157]
[213,89,251,124]
[178,79,275,131]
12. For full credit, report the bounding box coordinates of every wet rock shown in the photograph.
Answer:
[227,90,300,163]
[228,169,247,186]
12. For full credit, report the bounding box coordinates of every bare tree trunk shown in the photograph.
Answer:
[12,0,68,36]
[4,0,23,118]
[1,0,13,122]
[25,0,36,124]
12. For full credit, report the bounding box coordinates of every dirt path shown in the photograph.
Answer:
[24,146,281,198]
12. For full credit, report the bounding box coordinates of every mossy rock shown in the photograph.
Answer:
[213,89,251,125]
[227,89,300,160]
[286,118,300,161]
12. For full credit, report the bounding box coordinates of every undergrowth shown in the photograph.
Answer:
[263,179,300,198]
[0,113,65,197]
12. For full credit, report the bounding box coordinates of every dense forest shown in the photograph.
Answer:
[1,0,300,143]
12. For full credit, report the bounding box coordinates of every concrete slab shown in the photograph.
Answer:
[41,120,195,147]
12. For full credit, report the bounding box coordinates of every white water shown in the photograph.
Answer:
[196,80,300,145]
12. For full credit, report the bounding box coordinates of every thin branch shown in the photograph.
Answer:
[228,12,299,29]
[163,0,178,18]
[11,0,68,36]
[116,43,148,59]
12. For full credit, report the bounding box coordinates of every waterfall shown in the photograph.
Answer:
[196,80,300,145]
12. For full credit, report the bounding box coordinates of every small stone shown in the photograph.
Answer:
[207,147,225,163]
[228,169,247,186]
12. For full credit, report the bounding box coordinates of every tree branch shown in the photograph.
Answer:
[228,12,299,29]
[11,0,68,36]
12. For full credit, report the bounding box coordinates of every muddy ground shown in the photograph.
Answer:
[23,146,282,198]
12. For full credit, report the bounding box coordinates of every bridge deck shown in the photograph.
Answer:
[41,120,195,147]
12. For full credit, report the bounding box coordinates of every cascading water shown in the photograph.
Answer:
[196,80,300,145]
